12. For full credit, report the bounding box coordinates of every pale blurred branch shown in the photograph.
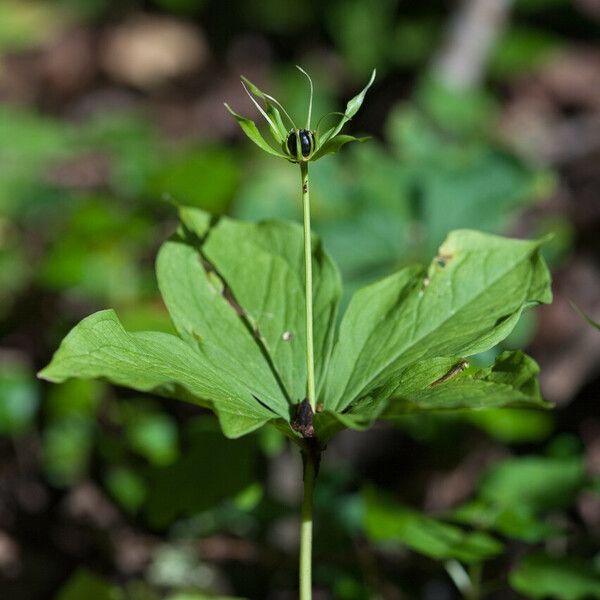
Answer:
[432,0,511,90]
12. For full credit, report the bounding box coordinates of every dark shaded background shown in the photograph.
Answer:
[0,0,599,598]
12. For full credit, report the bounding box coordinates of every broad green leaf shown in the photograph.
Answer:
[324,230,551,412]
[383,351,548,415]
[322,263,421,410]
[200,214,341,400]
[157,238,290,417]
[224,104,287,159]
[321,69,376,145]
[172,208,341,402]
[479,455,586,513]
[310,134,369,161]
[510,553,600,600]
[325,352,546,437]
[38,310,275,438]
[40,207,343,438]
[363,488,503,563]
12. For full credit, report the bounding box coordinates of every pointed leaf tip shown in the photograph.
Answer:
[319,68,377,146]
[225,103,287,159]
[236,78,290,143]
[311,135,370,161]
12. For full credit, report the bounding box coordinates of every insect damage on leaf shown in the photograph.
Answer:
[434,253,453,268]
[430,359,469,387]
[292,398,315,438]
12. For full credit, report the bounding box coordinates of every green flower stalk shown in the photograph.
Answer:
[225,67,376,409]
[225,67,376,600]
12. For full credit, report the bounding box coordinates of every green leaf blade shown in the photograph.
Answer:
[199,213,341,402]
[157,237,291,419]
[384,351,549,416]
[240,76,290,143]
[224,103,287,159]
[324,230,552,412]
[38,310,274,438]
[320,69,376,145]
[311,134,370,161]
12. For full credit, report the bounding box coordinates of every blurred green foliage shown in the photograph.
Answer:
[363,487,504,563]
[510,553,600,600]
[56,569,123,600]
[143,418,259,527]
[0,359,39,435]
[360,445,598,598]
[0,1,67,52]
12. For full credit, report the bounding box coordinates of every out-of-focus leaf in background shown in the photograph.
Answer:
[479,454,586,512]
[55,569,123,600]
[510,553,600,600]
[143,418,259,527]
[39,197,155,305]
[363,487,504,563]
[449,449,588,543]
[0,357,39,435]
[42,379,102,486]
[147,147,240,214]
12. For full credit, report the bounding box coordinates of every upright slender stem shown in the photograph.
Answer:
[299,450,316,600]
[300,161,316,411]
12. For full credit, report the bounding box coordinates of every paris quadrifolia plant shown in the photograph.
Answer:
[39,68,552,599]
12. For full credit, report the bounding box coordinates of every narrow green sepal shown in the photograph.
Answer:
[224,103,288,159]
[240,76,290,143]
[226,68,376,163]
[320,68,376,146]
[311,134,370,161]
